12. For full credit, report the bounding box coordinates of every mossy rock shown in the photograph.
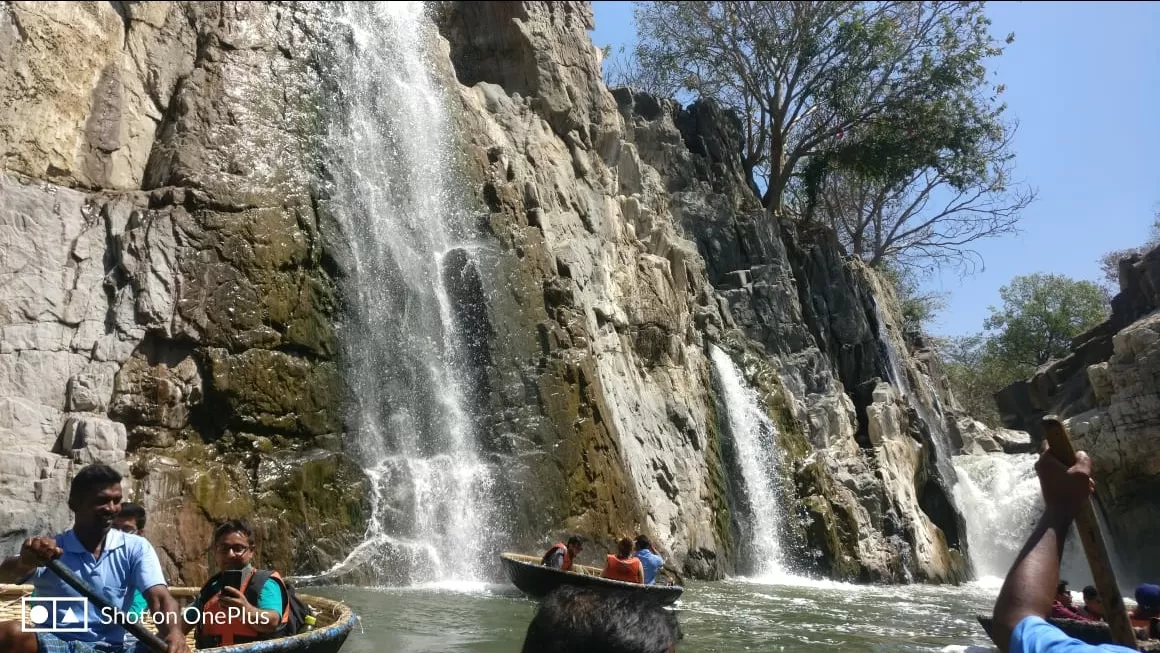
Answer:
[802,494,864,581]
[202,348,342,440]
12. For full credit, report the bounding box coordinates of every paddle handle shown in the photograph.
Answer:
[1042,417,1137,649]
[47,559,170,653]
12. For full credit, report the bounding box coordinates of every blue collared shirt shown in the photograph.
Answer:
[28,528,167,644]
[1011,616,1138,653]
[634,549,665,585]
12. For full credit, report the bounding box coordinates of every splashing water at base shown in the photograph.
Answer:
[311,1,499,585]
[709,346,793,579]
[953,452,1105,585]
[953,453,1042,580]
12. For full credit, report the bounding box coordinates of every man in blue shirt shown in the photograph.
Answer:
[0,464,190,653]
[633,535,665,585]
[990,445,1136,653]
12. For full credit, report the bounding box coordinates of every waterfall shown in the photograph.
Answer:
[709,345,790,579]
[952,453,1042,579]
[954,453,1129,587]
[315,2,498,585]
[871,300,962,488]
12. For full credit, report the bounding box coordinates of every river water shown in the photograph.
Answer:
[310,576,1003,653]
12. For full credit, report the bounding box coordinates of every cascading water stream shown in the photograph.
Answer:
[953,452,1110,585]
[311,2,498,585]
[709,345,791,580]
[952,453,1042,579]
[871,300,959,489]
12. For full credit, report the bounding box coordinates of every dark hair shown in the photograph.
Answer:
[69,465,122,504]
[1082,585,1099,600]
[567,535,584,547]
[213,519,255,546]
[635,535,651,551]
[521,586,680,653]
[119,502,147,530]
[1057,581,1069,595]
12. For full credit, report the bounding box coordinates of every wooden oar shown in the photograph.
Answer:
[1042,416,1137,649]
[46,559,169,653]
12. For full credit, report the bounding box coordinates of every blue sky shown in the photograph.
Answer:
[589,1,1160,338]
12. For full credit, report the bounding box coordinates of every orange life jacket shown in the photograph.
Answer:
[542,542,574,571]
[602,554,644,584]
[195,568,290,648]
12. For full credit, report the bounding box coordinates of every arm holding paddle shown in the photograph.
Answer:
[0,537,62,583]
[142,583,193,653]
[991,446,1096,652]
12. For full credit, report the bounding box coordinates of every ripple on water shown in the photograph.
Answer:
[306,578,1004,653]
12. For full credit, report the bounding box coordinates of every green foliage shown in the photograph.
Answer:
[938,334,1016,426]
[941,273,1109,425]
[984,273,1109,369]
[632,1,1015,216]
[630,1,1030,276]
[879,262,947,334]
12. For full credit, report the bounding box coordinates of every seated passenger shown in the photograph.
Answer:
[1077,585,1103,622]
[114,502,151,620]
[541,535,584,572]
[1050,580,1087,620]
[633,535,664,585]
[601,537,644,584]
[0,464,189,653]
[1130,583,1160,630]
[183,520,290,647]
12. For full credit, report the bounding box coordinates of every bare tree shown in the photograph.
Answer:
[601,44,682,97]
[1095,208,1160,294]
[818,129,1036,274]
[633,1,1014,216]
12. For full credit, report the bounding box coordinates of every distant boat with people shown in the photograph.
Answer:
[500,553,684,606]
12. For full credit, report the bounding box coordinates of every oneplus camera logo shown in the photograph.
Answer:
[21,597,90,633]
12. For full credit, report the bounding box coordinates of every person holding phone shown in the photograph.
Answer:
[182,520,289,648]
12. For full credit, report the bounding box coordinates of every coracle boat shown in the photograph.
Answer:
[500,552,684,606]
[0,584,356,652]
[976,614,1159,651]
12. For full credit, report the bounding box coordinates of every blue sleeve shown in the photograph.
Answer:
[257,578,284,612]
[1011,616,1139,653]
[131,538,167,595]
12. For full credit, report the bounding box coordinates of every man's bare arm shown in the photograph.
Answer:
[0,538,61,583]
[991,449,1093,652]
[143,584,192,653]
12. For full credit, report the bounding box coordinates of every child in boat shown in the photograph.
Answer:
[602,536,645,584]
[183,520,289,648]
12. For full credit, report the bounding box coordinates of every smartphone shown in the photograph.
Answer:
[222,569,245,592]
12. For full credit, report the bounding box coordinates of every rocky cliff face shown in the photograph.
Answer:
[997,248,1160,585]
[435,1,968,582]
[1,0,972,585]
[0,2,366,584]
